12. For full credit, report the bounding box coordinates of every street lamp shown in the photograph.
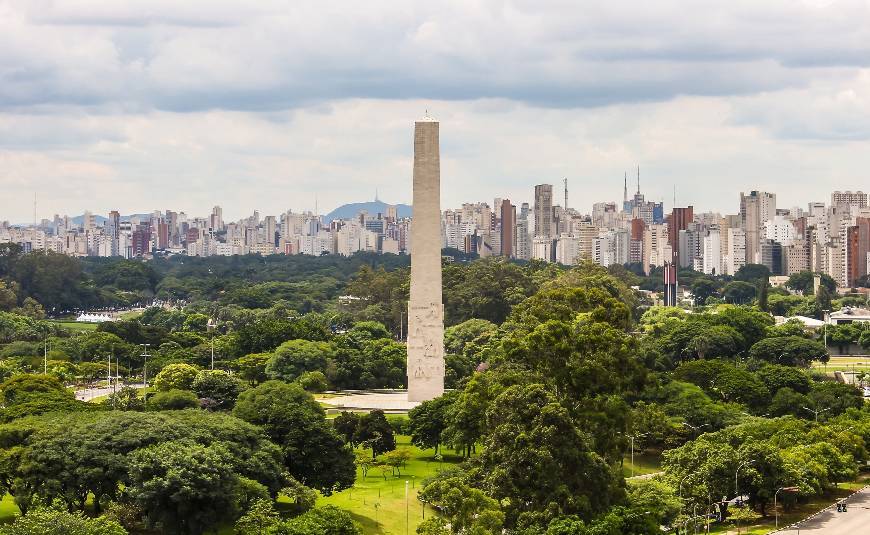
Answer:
[679,472,692,512]
[801,405,830,422]
[207,318,216,370]
[774,486,799,529]
[734,460,756,535]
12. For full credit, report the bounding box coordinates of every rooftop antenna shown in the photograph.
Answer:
[314,193,318,216]
[673,185,677,208]
[636,165,640,195]
[375,187,380,203]
[623,172,628,204]
[33,192,37,227]
[563,178,568,209]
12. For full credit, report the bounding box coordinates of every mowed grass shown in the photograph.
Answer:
[0,495,19,524]
[812,356,870,373]
[622,452,662,478]
[317,435,465,535]
[50,320,98,331]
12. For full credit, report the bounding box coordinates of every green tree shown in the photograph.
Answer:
[723,281,756,304]
[233,381,355,492]
[191,370,245,410]
[233,353,270,385]
[152,363,199,392]
[734,264,772,284]
[128,440,240,534]
[748,336,828,367]
[296,371,329,393]
[626,478,682,526]
[478,384,621,527]
[354,410,396,459]
[266,339,333,382]
[104,387,145,411]
[786,271,836,295]
[691,279,720,305]
[417,475,504,534]
[408,393,455,455]
[333,412,361,446]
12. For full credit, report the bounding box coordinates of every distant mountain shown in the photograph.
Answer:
[324,201,412,223]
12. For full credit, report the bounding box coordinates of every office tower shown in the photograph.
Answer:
[500,199,516,258]
[702,229,721,275]
[643,224,670,274]
[534,184,554,238]
[724,227,747,275]
[760,239,784,275]
[740,191,776,264]
[108,210,120,257]
[629,218,645,264]
[832,191,867,209]
[847,217,870,286]
[663,263,678,306]
[516,204,532,261]
[667,206,694,267]
[407,116,445,402]
[210,206,223,231]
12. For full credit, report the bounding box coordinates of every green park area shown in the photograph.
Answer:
[316,435,463,535]
[48,320,98,331]
[813,356,870,374]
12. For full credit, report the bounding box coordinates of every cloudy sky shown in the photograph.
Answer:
[2,0,870,222]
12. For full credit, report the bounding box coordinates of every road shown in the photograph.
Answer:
[776,486,870,534]
[74,384,146,401]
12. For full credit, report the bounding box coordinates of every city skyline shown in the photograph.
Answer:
[3,2,870,221]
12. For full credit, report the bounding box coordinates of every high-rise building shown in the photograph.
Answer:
[740,191,776,264]
[832,191,867,209]
[847,217,870,286]
[667,206,694,267]
[107,210,120,257]
[500,199,516,258]
[534,184,553,238]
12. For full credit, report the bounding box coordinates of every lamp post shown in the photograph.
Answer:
[141,343,151,386]
[801,405,830,422]
[207,318,216,370]
[679,472,691,513]
[734,460,755,535]
[774,487,799,528]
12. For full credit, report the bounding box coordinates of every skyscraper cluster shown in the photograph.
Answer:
[0,204,410,259]
[3,184,870,288]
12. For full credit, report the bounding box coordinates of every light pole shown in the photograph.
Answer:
[679,472,691,514]
[734,460,755,535]
[207,318,216,370]
[801,405,830,422]
[774,486,799,528]
[141,343,151,386]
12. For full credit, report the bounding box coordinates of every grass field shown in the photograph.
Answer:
[813,356,870,373]
[317,435,465,535]
[50,320,98,331]
[622,452,662,478]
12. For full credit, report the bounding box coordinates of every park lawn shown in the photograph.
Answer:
[812,356,870,373]
[316,435,465,535]
[50,320,98,331]
[622,452,662,478]
[0,495,18,524]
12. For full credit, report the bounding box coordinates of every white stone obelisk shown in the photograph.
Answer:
[407,115,445,402]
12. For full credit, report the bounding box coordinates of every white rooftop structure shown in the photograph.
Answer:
[829,307,870,325]
[75,313,113,323]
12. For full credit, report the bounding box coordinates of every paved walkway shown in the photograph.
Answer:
[317,391,419,412]
[75,384,146,402]
[773,486,870,534]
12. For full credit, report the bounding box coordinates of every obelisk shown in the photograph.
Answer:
[407,115,445,402]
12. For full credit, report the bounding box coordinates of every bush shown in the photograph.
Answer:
[0,505,127,535]
[147,389,199,411]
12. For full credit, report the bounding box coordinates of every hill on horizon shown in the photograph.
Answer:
[324,200,412,222]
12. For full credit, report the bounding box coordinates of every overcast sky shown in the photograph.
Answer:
[2,0,870,222]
